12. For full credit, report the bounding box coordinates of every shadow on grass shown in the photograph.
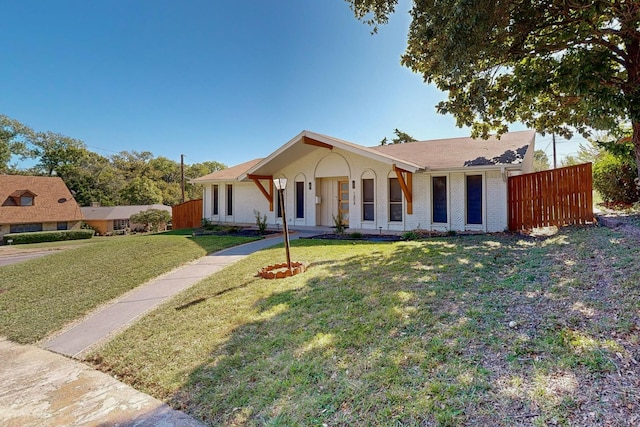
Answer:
[159,226,640,426]
[150,229,262,255]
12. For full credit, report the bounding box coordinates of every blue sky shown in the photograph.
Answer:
[1,0,579,167]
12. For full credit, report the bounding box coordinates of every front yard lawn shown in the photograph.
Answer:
[0,234,257,343]
[90,226,640,426]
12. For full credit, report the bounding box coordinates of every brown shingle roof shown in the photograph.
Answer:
[191,158,264,182]
[371,130,535,170]
[0,175,83,225]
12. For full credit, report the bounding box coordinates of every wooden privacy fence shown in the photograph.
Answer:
[172,199,203,230]
[508,163,594,231]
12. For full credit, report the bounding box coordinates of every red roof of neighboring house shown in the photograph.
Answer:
[0,175,83,225]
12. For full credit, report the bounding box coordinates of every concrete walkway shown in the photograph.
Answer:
[3,232,310,427]
[42,233,296,359]
[0,338,204,427]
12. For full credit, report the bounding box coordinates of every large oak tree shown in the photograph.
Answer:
[347,0,640,178]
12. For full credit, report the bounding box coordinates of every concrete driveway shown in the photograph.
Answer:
[0,338,203,427]
[0,251,52,267]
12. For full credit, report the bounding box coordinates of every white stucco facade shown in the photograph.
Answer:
[196,130,535,233]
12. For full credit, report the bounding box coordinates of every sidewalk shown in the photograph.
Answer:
[3,232,309,427]
[0,338,204,427]
[42,233,297,359]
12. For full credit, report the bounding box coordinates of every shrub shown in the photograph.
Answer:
[350,232,363,239]
[254,210,268,235]
[2,229,94,245]
[130,208,171,232]
[81,222,100,235]
[402,231,420,241]
[593,152,639,204]
[332,214,347,234]
[201,218,218,230]
[220,225,240,234]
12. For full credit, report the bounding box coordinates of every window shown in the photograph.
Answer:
[276,190,283,218]
[10,223,43,233]
[362,178,374,221]
[113,219,129,230]
[20,196,34,206]
[57,222,68,230]
[226,184,233,216]
[432,176,448,223]
[466,175,483,224]
[389,178,402,222]
[212,184,219,215]
[295,181,304,218]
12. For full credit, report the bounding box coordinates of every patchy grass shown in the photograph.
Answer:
[0,234,257,343]
[89,227,640,426]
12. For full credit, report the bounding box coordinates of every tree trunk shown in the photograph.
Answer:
[634,120,640,195]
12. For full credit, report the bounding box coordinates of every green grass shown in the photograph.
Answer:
[89,226,640,426]
[0,234,257,343]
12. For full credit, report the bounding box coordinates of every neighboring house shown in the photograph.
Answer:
[192,130,535,233]
[80,204,172,235]
[0,175,83,240]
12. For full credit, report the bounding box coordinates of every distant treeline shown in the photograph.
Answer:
[1,114,224,206]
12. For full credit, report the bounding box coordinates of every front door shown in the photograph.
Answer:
[338,180,349,225]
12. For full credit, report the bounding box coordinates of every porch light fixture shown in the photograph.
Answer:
[273,178,291,269]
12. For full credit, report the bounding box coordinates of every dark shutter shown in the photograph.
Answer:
[466,175,482,224]
[213,185,219,215]
[226,184,233,216]
[432,177,447,223]
[296,181,304,218]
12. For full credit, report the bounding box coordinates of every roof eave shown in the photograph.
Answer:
[426,164,525,173]
[238,130,422,180]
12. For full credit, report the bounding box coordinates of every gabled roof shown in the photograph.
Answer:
[371,130,535,171]
[9,190,37,199]
[239,130,423,180]
[81,204,172,221]
[191,129,535,183]
[0,175,83,225]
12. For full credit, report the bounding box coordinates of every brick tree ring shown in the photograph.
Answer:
[258,262,307,279]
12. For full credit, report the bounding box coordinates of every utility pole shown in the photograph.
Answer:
[552,134,557,169]
[180,154,185,203]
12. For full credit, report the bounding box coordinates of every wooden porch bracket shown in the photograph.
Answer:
[393,165,413,215]
[247,174,274,211]
[303,136,333,150]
